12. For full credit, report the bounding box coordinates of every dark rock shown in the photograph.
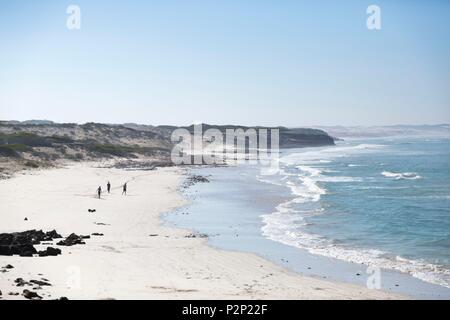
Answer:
[22,289,42,300]
[3,264,14,269]
[38,247,62,257]
[8,292,20,296]
[58,297,69,300]
[30,279,51,286]
[19,244,37,257]
[185,233,208,239]
[0,229,64,256]
[92,233,104,236]
[45,230,62,239]
[24,217,28,221]
[184,175,210,188]
[15,278,31,287]
[57,233,86,246]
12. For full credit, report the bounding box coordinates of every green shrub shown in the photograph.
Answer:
[24,160,40,168]
[87,144,142,157]
[0,132,52,147]
[3,144,29,151]
[0,146,20,158]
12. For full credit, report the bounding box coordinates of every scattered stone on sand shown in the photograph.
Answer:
[94,222,110,226]
[0,230,63,257]
[30,280,51,287]
[57,233,88,246]
[15,278,32,287]
[88,209,97,213]
[22,289,42,300]
[45,230,62,239]
[356,273,361,276]
[38,247,62,257]
[149,234,159,237]
[8,292,20,296]
[185,233,208,239]
[91,233,104,236]
[184,175,210,188]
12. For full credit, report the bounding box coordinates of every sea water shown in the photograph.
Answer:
[261,137,450,288]
[165,136,450,298]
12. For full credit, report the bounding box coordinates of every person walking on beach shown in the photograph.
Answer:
[107,181,111,194]
[97,186,102,199]
[122,183,127,195]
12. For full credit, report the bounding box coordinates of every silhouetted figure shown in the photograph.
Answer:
[122,183,127,195]
[97,186,102,199]
[107,181,111,194]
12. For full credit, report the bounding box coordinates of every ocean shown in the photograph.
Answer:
[165,136,450,298]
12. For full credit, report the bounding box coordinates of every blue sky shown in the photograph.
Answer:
[0,0,449,126]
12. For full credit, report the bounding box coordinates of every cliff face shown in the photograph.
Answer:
[125,123,336,149]
[277,127,335,148]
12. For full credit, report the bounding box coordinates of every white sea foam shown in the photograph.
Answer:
[296,165,322,177]
[280,143,386,166]
[382,171,422,180]
[285,178,326,203]
[316,176,362,183]
[255,176,285,187]
[259,142,450,289]
[261,212,450,288]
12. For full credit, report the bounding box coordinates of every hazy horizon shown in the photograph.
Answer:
[1,1,449,126]
[2,118,450,129]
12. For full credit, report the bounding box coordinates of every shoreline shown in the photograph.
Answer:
[0,163,405,299]
[162,142,450,299]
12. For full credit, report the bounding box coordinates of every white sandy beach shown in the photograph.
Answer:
[0,163,406,300]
